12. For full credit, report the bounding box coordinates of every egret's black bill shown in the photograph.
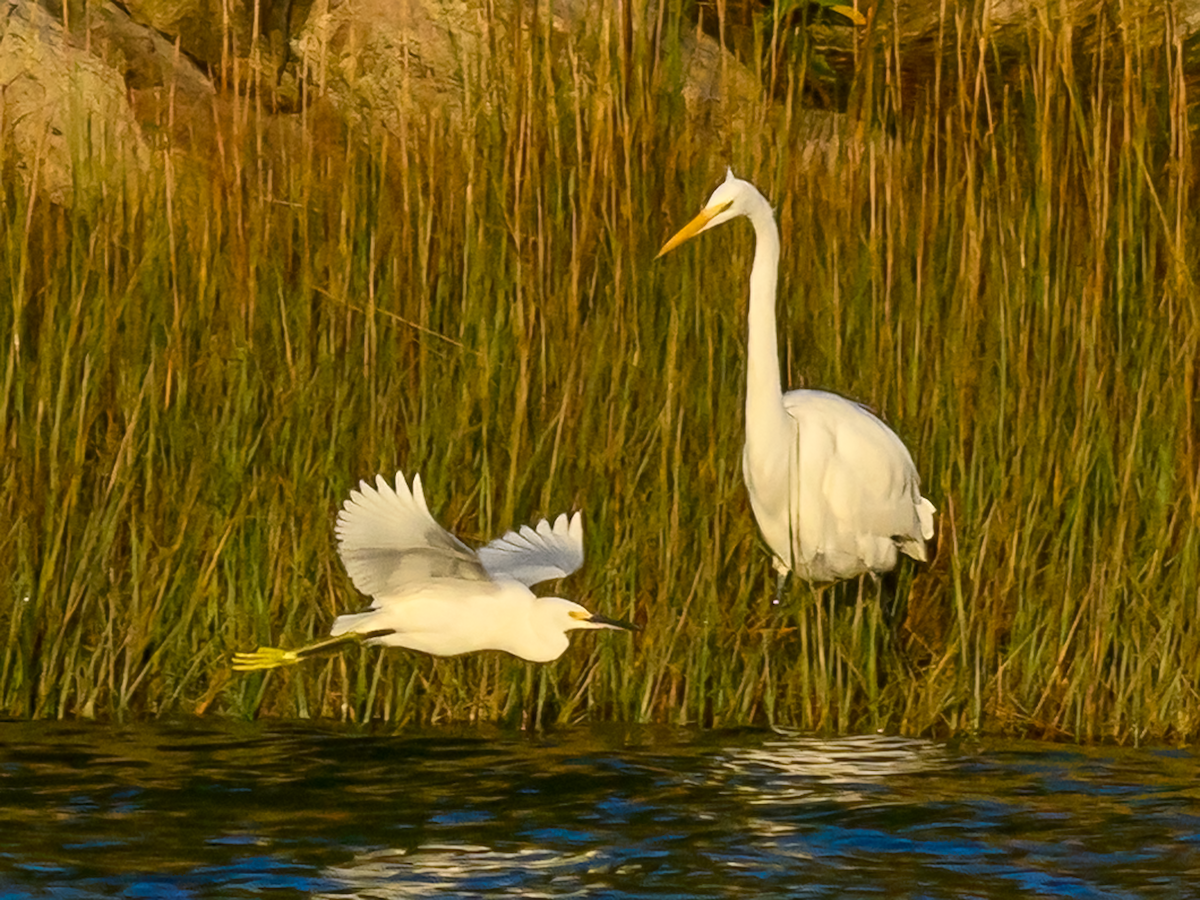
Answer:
[590,612,639,632]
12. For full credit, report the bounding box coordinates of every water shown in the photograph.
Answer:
[1,721,1198,898]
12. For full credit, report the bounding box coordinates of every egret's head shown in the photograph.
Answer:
[520,598,636,662]
[558,599,638,634]
[543,597,636,637]
[656,168,760,258]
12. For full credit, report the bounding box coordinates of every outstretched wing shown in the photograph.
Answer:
[336,472,488,597]
[476,512,584,587]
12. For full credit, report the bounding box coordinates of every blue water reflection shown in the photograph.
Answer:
[0,721,1197,897]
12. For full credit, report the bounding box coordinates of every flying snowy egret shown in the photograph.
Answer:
[657,170,935,596]
[232,472,634,669]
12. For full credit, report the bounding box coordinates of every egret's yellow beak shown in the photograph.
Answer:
[656,204,723,258]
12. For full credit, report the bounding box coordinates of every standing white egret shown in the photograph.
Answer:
[232,472,634,669]
[657,170,935,596]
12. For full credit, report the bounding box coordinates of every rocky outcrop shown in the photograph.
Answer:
[1,0,762,207]
[7,0,1200,210]
[799,0,1200,102]
[1,1,152,206]
[286,1,762,133]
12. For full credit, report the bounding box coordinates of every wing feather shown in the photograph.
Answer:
[477,511,584,587]
[336,472,488,597]
[774,389,935,573]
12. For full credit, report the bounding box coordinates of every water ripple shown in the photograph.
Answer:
[0,721,1197,898]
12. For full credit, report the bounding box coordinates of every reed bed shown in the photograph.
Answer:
[1,3,1197,741]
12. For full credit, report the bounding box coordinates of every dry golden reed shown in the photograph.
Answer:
[1,4,1197,741]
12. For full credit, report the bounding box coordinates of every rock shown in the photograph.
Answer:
[673,25,765,135]
[291,0,513,129]
[794,0,1200,101]
[84,1,216,103]
[287,0,763,135]
[1,0,151,207]
[116,0,253,72]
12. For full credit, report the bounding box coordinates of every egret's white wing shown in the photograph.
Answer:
[336,472,488,597]
[477,512,584,586]
[780,389,934,569]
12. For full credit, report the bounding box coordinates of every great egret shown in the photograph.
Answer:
[232,472,634,669]
[657,170,935,594]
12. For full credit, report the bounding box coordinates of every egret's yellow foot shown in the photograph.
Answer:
[231,646,302,671]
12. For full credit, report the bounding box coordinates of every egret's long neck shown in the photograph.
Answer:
[744,198,784,420]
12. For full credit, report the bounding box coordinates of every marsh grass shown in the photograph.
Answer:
[2,3,1198,740]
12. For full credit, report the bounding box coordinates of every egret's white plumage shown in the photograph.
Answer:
[657,170,935,585]
[232,472,632,670]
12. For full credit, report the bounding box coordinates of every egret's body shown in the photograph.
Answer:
[658,170,935,586]
[233,472,633,670]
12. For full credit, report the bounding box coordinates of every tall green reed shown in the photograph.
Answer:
[1,2,1197,740]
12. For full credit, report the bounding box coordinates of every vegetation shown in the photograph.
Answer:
[2,3,1197,742]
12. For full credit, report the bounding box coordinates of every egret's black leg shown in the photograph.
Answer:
[773,567,790,605]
